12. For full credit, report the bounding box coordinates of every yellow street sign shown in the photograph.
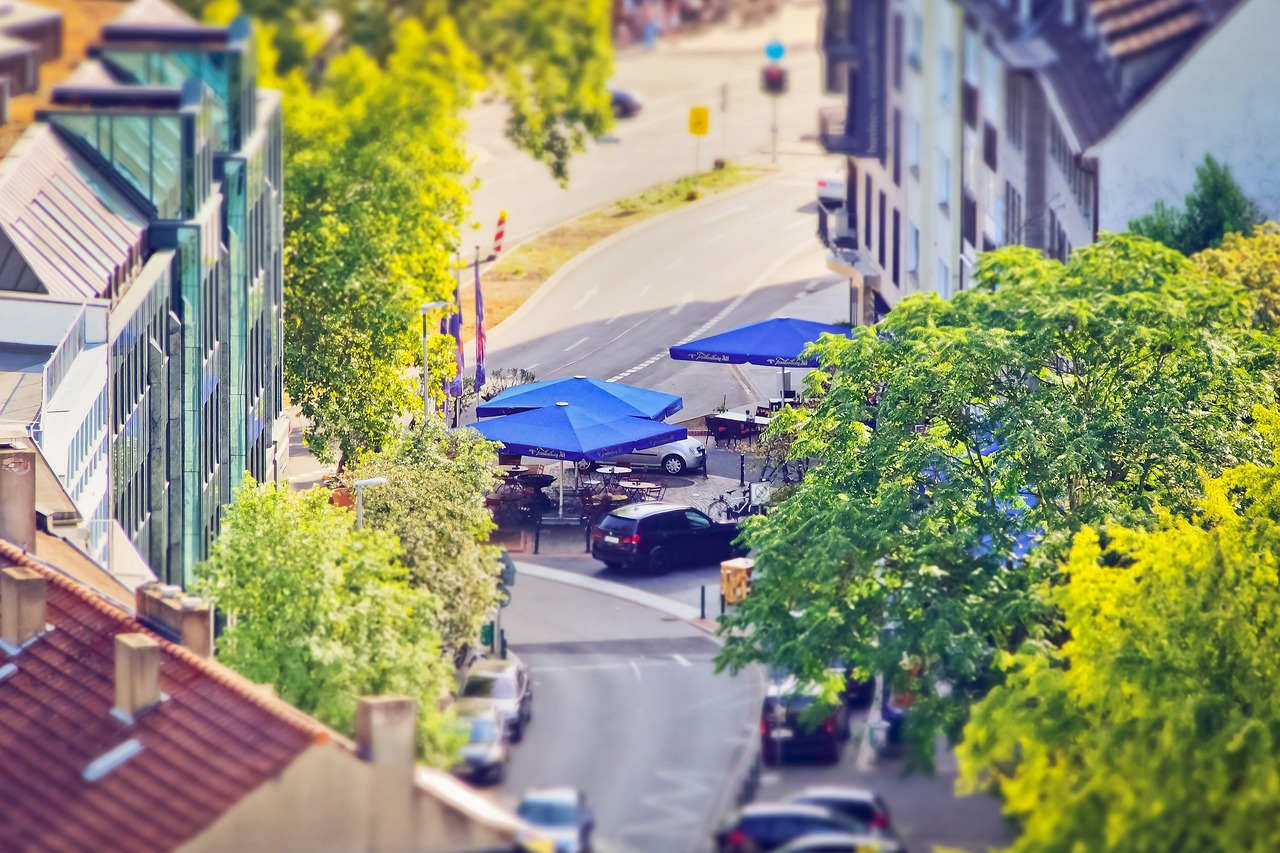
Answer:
[688,106,710,136]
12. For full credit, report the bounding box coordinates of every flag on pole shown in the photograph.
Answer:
[474,254,486,390]
[447,261,465,398]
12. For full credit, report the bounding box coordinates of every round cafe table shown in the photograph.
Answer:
[595,465,632,488]
[617,479,655,502]
[497,465,528,475]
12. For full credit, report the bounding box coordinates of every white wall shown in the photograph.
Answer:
[1092,0,1280,232]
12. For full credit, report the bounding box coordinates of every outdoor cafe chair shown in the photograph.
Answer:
[642,482,667,502]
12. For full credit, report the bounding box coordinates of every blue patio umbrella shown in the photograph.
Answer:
[476,376,683,420]
[669,317,851,368]
[464,402,687,515]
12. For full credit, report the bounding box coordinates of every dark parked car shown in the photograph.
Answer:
[460,658,532,741]
[448,700,508,785]
[760,677,850,765]
[786,787,898,837]
[715,803,869,853]
[776,832,905,852]
[590,503,744,574]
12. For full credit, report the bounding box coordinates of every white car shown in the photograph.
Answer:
[817,172,846,207]
[581,436,706,476]
[517,788,594,853]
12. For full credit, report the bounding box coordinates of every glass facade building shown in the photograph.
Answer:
[21,15,286,586]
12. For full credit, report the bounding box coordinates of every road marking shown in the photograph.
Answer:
[565,336,589,351]
[606,310,624,325]
[630,660,642,681]
[572,286,599,310]
[607,236,816,381]
[700,203,750,225]
[672,654,691,667]
[637,280,655,298]
[668,292,695,316]
[663,255,685,271]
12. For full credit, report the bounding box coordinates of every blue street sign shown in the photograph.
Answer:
[765,39,785,62]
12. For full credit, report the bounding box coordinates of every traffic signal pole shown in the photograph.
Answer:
[771,95,778,164]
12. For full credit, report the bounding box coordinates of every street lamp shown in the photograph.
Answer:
[353,477,387,531]
[421,300,452,421]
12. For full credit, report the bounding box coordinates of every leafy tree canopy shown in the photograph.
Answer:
[1130,154,1264,255]
[716,234,1277,767]
[959,410,1280,851]
[195,478,461,763]
[276,19,478,463]
[1196,221,1280,332]
[342,419,502,644]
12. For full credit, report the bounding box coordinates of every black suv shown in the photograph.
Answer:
[590,502,744,574]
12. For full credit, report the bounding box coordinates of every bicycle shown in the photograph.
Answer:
[707,482,773,522]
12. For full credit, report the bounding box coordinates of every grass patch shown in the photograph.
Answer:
[459,163,765,338]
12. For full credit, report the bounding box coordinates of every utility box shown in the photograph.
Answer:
[720,557,754,605]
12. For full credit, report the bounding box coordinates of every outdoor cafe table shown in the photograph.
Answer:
[617,479,655,502]
[595,465,632,487]
[497,465,529,475]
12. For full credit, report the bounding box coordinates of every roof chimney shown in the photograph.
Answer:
[356,695,417,767]
[136,582,212,658]
[114,633,161,719]
[356,696,416,853]
[1,565,47,649]
[0,447,36,553]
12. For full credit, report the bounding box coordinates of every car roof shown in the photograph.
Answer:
[791,786,879,802]
[764,676,824,699]
[609,501,692,520]
[452,698,500,718]
[522,786,579,804]
[739,802,834,819]
[781,832,893,850]
[469,659,519,676]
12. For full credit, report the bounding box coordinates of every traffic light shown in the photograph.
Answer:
[762,65,789,94]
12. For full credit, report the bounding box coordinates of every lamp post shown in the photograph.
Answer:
[421,300,451,421]
[353,477,387,531]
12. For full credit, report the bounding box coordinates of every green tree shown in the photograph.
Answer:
[280,20,479,464]
[1130,154,1264,255]
[342,419,502,644]
[959,412,1280,851]
[195,477,461,763]
[716,234,1277,766]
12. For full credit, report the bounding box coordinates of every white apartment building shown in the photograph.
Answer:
[818,0,1279,318]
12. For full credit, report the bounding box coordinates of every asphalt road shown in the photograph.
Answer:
[481,163,843,418]
[466,1,839,248]
[493,575,763,853]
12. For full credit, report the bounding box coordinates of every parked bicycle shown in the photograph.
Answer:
[707,482,773,522]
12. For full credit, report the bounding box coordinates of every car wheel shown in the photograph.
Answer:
[491,763,505,785]
[661,454,687,475]
[602,560,622,570]
[647,547,671,576]
[510,721,523,743]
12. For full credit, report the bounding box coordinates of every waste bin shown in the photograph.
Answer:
[720,557,754,605]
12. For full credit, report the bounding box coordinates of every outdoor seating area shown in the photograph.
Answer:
[485,463,676,530]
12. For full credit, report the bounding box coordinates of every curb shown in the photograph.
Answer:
[512,561,707,631]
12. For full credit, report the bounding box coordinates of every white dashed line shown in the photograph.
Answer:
[672,654,692,667]
[565,336,589,351]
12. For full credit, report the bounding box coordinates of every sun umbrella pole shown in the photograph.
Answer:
[559,460,565,518]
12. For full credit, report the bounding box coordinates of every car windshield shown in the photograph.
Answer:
[517,798,578,826]
[462,674,515,699]
[467,717,498,744]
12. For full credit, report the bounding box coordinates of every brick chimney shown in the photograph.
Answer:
[0,447,36,553]
[135,582,212,658]
[356,696,417,853]
[1,565,47,648]
[114,633,161,718]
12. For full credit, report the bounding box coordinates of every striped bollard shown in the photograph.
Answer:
[491,209,507,260]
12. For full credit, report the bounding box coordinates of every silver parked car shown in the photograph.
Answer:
[580,436,706,476]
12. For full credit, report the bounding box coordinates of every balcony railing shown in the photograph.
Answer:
[819,107,859,155]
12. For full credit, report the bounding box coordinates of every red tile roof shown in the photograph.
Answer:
[0,540,332,853]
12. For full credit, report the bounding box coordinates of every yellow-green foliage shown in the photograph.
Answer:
[960,410,1280,851]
